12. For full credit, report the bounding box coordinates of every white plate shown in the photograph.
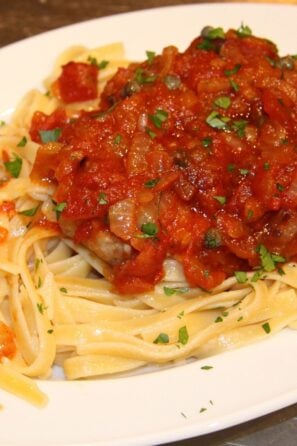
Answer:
[1,3,297,445]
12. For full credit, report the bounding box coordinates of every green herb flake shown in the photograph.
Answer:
[39,128,61,144]
[251,270,263,282]
[201,136,212,148]
[146,50,156,64]
[145,127,157,139]
[215,316,223,323]
[148,109,168,129]
[98,192,108,205]
[17,136,27,147]
[200,407,207,413]
[197,39,215,51]
[224,64,241,77]
[237,316,244,322]
[229,79,240,92]
[227,163,235,172]
[177,310,185,319]
[153,332,169,344]
[20,205,39,217]
[35,258,42,271]
[236,23,252,38]
[213,195,226,205]
[37,302,46,314]
[144,178,160,188]
[276,183,285,192]
[163,286,189,296]
[0,120,6,126]
[4,154,23,178]
[204,229,221,249]
[262,322,271,334]
[205,27,225,40]
[54,201,67,219]
[47,329,54,334]
[214,96,231,109]
[232,119,248,137]
[247,210,254,219]
[113,134,122,145]
[263,162,270,170]
[60,287,68,293]
[139,222,159,238]
[87,56,109,69]
[178,326,189,345]
[257,244,286,273]
[134,67,157,85]
[201,365,213,370]
[235,271,248,284]
[206,111,230,130]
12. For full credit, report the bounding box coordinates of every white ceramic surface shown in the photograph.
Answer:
[1,4,297,445]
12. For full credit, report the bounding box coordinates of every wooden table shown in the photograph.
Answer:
[1,1,297,445]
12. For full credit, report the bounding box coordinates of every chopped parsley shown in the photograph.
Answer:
[213,195,226,205]
[224,64,241,77]
[17,136,27,147]
[229,79,240,92]
[236,23,252,38]
[232,119,248,137]
[37,302,47,314]
[53,201,67,219]
[47,329,54,334]
[163,286,189,296]
[144,178,160,188]
[98,192,108,205]
[20,205,39,217]
[4,153,23,178]
[262,322,271,334]
[146,50,156,64]
[178,326,189,345]
[200,407,207,413]
[239,168,250,176]
[134,67,156,84]
[201,365,213,370]
[204,229,221,249]
[145,127,157,139]
[256,244,286,274]
[206,111,230,129]
[276,183,285,192]
[148,109,168,129]
[201,136,212,148]
[138,222,159,238]
[87,56,109,69]
[153,333,169,344]
[59,287,68,293]
[214,96,231,109]
[113,134,122,145]
[39,128,61,143]
[235,271,248,283]
[215,316,223,323]
[227,163,235,172]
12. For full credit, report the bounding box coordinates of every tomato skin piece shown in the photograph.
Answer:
[0,321,16,359]
[113,242,166,294]
[56,62,99,103]
[29,108,67,144]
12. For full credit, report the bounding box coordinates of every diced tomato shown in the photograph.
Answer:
[55,62,99,103]
[29,108,67,143]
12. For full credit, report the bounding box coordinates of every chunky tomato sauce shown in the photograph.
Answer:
[30,27,297,294]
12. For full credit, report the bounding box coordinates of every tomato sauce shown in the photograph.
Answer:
[30,27,297,293]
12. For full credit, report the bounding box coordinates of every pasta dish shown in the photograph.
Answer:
[1,25,297,406]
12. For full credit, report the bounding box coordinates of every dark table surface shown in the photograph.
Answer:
[1,1,297,445]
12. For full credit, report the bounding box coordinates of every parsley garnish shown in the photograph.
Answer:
[224,64,241,77]
[138,222,159,238]
[20,205,39,217]
[178,326,189,345]
[204,229,221,249]
[148,109,168,129]
[229,79,240,92]
[263,162,270,170]
[4,153,23,178]
[87,56,109,69]
[201,365,213,370]
[53,201,67,219]
[113,134,122,145]
[164,75,181,90]
[236,23,252,38]
[37,302,47,314]
[235,271,248,283]
[145,127,157,139]
[213,195,226,205]
[232,119,248,137]
[257,244,286,273]
[201,137,212,148]
[134,67,156,84]
[206,111,230,129]
[39,128,61,143]
[153,333,169,344]
[47,329,54,334]
[144,178,160,188]
[60,287,68,293]
[146,50,156,64]
[215,316,223,323]
[98,192,108,205]
[17,136,27,147]
[163,286,189,296]
[262,322,271,334]
[214,96,231,109]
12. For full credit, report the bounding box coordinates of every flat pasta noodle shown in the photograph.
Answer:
[0,36,296,407]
